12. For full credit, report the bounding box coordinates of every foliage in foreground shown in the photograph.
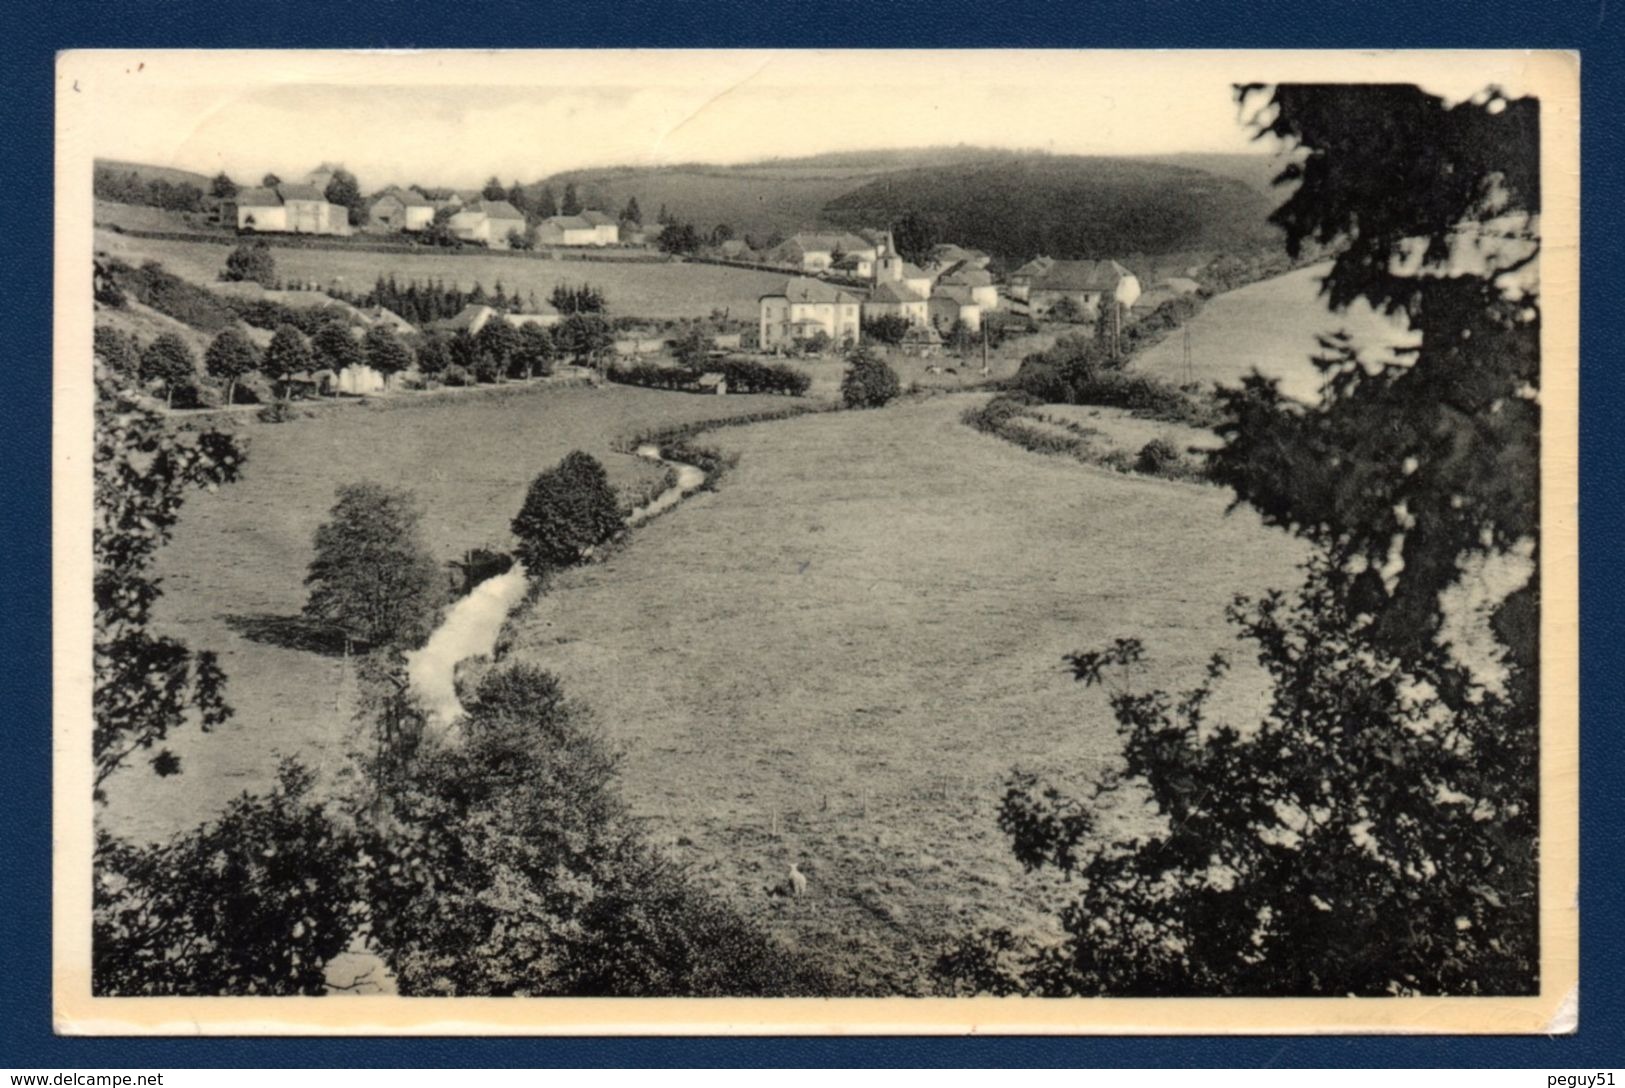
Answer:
[365,663,835,996]
[942,82,1542,998]
[93,363,244,794]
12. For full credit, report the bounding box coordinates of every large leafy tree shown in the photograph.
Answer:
[303,483,444,651]
[138,332,197,408]
[323,167,367,227]
[510,452,625,575]
[311,320,363,375]
[890,210,936,266]
[941,83,1542,998]
[260,323,313,398]
[362,324,412,379]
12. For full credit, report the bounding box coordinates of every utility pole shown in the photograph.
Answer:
[981,322,990,377]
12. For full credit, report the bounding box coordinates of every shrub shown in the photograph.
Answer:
[442,363,472,387]
[94,760,362,995]
[475,317,521,373]
[512,323,555,379]
[256,400,305,424]
[93,326,139,376]
[222,241,276,287]
[1135,437,1184,476]
[415,334,452,380]
[302,482,445,651]
[861,314,911,346]
[104,258,237,332]
[138,332,197,407]
[511,451,626,575]
[840,346,901,409]
[364,663,833,996]
[203,326,260,405]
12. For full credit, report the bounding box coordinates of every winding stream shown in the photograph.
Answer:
[405,445,708,728]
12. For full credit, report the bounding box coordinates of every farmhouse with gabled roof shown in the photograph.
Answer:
[759,276,862,351]
[1007,258,1141,318]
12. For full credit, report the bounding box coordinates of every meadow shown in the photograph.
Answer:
[93,227,791,320]
[98,383,803,844]
[1132,262,1416,402]
[502,394,1306,992]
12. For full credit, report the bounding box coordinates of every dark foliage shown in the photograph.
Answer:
[861,313,912,346]
[103,257,238,332]
[222,242,277,287]
[840,346,902,408]
[549,282,607,315]
[138,332,199,406]
[311,321,363,373]
[511,452,626,575]
[93,325,140,377]
[302,483,445,651]
[203,326,260,405]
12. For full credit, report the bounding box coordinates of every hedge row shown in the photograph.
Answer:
[963,396,1212,484]
[607,359,810,397]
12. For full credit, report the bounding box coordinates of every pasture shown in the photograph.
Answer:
[503,394,1306,992]
[93,228,791,320]
[97,383,804,845]
[1133,262,1416,402]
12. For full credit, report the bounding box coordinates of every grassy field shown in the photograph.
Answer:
[93,228,792,321]
[98,383,806,844]
[501,393,1306,992]
[1132,262,1416,402]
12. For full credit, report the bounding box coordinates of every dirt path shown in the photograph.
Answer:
[405,445,709,729]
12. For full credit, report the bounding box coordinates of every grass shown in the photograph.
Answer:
[97,383,810,845]
[497,394,1306,993]
[94,228,793,321]
[1131,262,1417,402]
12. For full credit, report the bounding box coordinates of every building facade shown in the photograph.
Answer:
[759,277,863,350]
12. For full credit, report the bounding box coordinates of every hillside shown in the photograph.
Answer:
[822,156,1281,263]
[94,157,215,190]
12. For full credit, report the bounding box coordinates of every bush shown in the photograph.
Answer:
[302,483,445,651]
[511,323,555,379]
[94,760,361,996]
[861,314,912,346]
[222,241,276,287]
[1135,437,1184,476]
[104,258,238,332]
[415,334,452,380]
[93,326,139,376]
[840,347,901,409]
[511,452,626,575]
[442,363,472,387]
[364,663,834,996]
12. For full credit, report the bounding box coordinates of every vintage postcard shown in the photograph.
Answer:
[53,49,1579,1034]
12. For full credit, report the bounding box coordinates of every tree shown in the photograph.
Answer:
[260,324,313,399]
[94,760,363,995]
[311,321,362,376]
[222,241,276,287]
[94,363,244,790]
[210,172,238,200]
[710,223,734,246]
[363,324,412,379]
[536,185,559,219]
[512,323,555,380]
[475,317,520,377]
[421,206,460,248]
[861,313,911,346]
[483,175,507,202]
[561,182,582,216]
[891,210,936,265]
[620,196,642,224]
[510,452,626,575]
[940,83,1542,999]
[261,172,282,188]
[840,345,901,408]
[303,482,444,651]
[414,333,452,382]
[657,222,701,255]
[549,283,606,315]
[670,326,715,371]
[139,332,197,408]
[323,167,367,227]
[657,203,672,226]
[93,326,139,377]
[203,327,259,406]
[556,313,613,368]
[506,182,533,222]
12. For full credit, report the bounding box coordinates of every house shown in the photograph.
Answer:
[762,232,877,274]
[305,165,338,192]
[363,305,417,335]
[758,277,863,351]
[231,185,350,236]
[857,228,895,258]
[928,285,983,333]
[863,280,930,327]
[427,303,561,338]
[449,200,528,248]
[335,364,387,396]
[621,222,654,246]
[716,238,753,261]
[936,263,1000,311]
[898,324,945,357]
[368,188,437,232]
[1007,258,1141,318]
[831,252,874,280]
[535,215,599,247]
[874,254,935,299]
[579,209,620,246]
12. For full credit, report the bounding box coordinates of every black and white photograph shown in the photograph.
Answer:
[53,49,1578,1034]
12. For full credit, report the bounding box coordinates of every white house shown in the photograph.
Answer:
[231,185,350,236]
[863,280,930,327]
[450,200,527,248]
[579,210,620,246]
[936,263,1000,311]
[427,303,561,338]
[368,189,437,232]
[762,232,877,274]
[1007,258,1141,318]
[759,277,863,351]
[929,285,983,333]
[535,215,599,246]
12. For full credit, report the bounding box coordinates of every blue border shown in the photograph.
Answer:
[4,0,1621,1068]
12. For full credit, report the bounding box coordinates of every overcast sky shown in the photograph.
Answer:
[67,50,1548,190]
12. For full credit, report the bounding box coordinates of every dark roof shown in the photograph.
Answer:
[580,210,617,226]
[765,277,861,305]
[1026,259,1134,292]
[543,215,593,231]
[278,184,327,202]
[235,187,281,207]
[939,264,993,287]
[868,281,928,304]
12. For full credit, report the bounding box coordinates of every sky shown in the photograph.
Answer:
[63,50,1554,191]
